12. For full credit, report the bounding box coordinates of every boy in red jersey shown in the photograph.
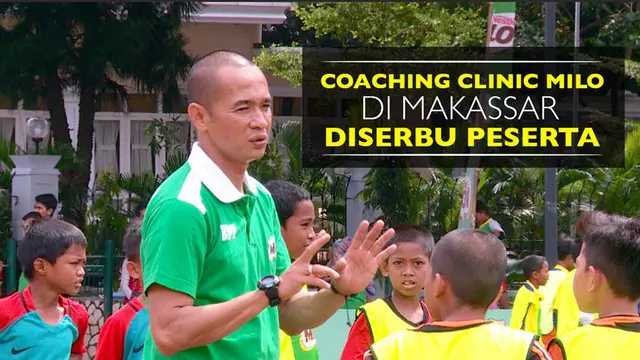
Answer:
[96,220,148,360]
[0,219,88,359]
[341,225,434,360]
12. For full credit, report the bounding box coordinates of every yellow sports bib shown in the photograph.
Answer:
[371,321,534,359]
[555,317,640,360]
[279,286,319,360]
[356,298,425,343]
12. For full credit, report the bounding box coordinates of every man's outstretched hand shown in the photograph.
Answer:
[278,231,340,302]
[332,220,396,296]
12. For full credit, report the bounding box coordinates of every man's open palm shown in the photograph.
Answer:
[333,220,396,296]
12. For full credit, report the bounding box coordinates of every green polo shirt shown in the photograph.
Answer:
[141,143,292,360]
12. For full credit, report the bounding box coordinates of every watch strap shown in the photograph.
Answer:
[264,286,280,307]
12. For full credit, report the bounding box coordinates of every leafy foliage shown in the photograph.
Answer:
[254,46,302,88]
[295,2,486,47]
[0,2,201,227]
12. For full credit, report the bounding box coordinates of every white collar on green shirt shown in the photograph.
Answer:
[187,142,260,203]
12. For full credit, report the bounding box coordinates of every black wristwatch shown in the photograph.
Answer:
[258,275,281,307]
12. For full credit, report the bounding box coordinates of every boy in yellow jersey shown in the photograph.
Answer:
[538,237,580,344]
[341,225,434,360]
[547,212,640,359]
[265,180,319,360]
[552,213,614,338]
[366,229,551,360]
[510,255,550,340]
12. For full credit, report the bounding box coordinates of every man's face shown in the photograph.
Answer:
[475,211,488,225]
[34,202,51,219]
[281,200,316,259]
[192,65,272,166]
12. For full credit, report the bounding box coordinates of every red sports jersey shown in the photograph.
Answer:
[0,286,88,358]
[340,299,431,360]
[95,296,147,360]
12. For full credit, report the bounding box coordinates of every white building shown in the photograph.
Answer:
[0,2,300,191]
[0,2,638,193]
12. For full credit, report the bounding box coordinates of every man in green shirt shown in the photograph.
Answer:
[141,51,397,360]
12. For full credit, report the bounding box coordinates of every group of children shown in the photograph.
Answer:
[266,180,640,360]
[0,202,148,359]
[0,179,638,360]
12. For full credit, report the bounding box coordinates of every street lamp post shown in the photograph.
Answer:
[26,117,50,155]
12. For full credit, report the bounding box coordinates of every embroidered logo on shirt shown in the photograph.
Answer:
[11,345,34,355]
[221,224,237,241]
[300,328,317,350]
[268,236,276,260]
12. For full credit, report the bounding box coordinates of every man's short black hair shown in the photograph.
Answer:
[124,220,143,262]
[476,201,488,214]
[35,193,58,211]
[383,224,435,258]
[431,229,507,308]
[264,180,312,226]
[558,236,580,261]
[134,201,147,218]
[18,219,87,279]
[581,214,640,300]
[522,255,547,279]
[22,211,42,221]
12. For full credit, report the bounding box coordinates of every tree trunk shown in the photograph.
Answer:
[72,80,97,230]
[44,73,72,146]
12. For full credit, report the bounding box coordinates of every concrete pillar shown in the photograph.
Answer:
[345,167,379,236]
[10,155,61,239]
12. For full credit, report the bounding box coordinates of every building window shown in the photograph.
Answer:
[341,98,360,118]
[162,93,188,114]
[94,120,120,174]
[0,117,15,142]
[305,97,337,117]
[97,93,123,112]
[165,121,191,158]
[0,95,19,110]
[130,120,153,174]
[22,96,48,111]
[272,97,302,117]
[127,94,157,113]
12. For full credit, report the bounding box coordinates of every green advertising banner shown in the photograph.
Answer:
[314,309,512,360]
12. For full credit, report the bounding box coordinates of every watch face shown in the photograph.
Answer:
[261,275,279,287]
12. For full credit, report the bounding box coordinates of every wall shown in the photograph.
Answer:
[78,297,125,360]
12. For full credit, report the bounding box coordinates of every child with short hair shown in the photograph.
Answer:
[366,229,551,360]
[265,180,320,360]
[552,212,612,338]
[96,219,148,360]
[0,219,88,359]
[510,255,550,340]
[547,212,640,359]
[341,225,434,360]
[538,237,580,343]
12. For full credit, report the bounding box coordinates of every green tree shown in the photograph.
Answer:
[0,2,201,229]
